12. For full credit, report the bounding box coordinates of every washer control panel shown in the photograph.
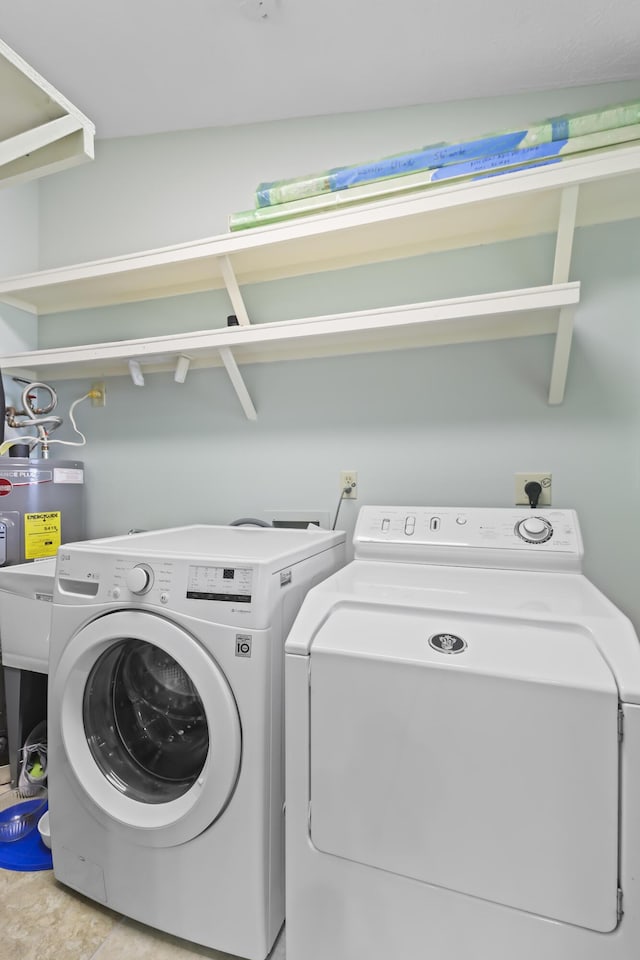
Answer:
[56,551,255,610]
[354,507,583,571]
[186,565,253,603]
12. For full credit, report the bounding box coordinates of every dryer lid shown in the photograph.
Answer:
[308,603,620,932]
[310,601,619,691]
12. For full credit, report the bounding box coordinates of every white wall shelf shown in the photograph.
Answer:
[0,38,95,189]
[0,283,580,417]
[0,139,636,412]
[0,142,637,315]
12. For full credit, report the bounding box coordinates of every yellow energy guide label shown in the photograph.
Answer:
[25,511,61,559]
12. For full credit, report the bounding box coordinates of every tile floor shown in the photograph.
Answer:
[0,780,285,960]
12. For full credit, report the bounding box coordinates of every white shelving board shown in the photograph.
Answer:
[0,139,637,413]
[0,284,580,419]
[0,141,637,314]
[0,37,95,189]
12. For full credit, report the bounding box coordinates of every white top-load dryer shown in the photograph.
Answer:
[285,506,640,960]
[47,524,345,960]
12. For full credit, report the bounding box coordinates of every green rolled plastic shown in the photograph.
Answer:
[253,99,640,209]
[229,121,640,232]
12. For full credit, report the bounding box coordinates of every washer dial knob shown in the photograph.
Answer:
[516,517,553,543]
[125,564,154,594]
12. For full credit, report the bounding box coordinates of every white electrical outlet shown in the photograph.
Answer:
[340,471,358,499]
[514,472,552,507]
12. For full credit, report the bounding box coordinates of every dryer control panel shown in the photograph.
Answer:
[354,507,583,572]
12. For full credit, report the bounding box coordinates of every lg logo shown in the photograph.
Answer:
[235,635,252,658]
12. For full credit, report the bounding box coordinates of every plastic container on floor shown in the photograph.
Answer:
[0,791,52,871]
[37,810,51,849]
[0,820,53,870]
[0,787,47,843]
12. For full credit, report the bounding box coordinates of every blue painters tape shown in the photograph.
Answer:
[330,132,528,191]
[430,139,568,181]
[551,117,570,141]
[472,157,562,181]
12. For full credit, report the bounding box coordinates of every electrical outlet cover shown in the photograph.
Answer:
[514,473,552,507]
[90,381,106,407]
[340,471,358,499]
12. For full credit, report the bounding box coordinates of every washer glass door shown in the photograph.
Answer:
[54,609,242,847]
[84,638,208,804]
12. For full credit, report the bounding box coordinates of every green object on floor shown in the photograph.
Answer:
[29,761,43,781]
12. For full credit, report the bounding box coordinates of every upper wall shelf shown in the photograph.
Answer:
[0,140,637,411]
[0,37,95,190]
[0,141,639,315]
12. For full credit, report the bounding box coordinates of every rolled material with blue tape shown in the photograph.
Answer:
[230,121,640,231]
[254,99,640,208]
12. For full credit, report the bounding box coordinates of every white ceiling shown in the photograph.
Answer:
[2,0,640,140]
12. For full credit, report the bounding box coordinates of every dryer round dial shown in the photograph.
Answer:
[125,564,154,594]
[516,517,553,544]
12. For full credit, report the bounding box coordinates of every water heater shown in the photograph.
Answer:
[0,378,88,773]
[0,458,85,565]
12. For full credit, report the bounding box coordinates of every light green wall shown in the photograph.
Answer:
[31,82,640,630]
[38,79,640,266]
[0,180,38,277]
[0,180,39,397]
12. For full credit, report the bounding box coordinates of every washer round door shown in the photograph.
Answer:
[51,609,242,847]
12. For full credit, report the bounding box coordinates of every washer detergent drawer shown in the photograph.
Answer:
[308,604,620,932]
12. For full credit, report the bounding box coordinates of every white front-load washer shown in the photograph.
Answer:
[48,524,345,960]
[285,506,640,960]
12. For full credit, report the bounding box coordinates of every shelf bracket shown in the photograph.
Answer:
[219,255,250,326]
[548,304,576,405]
[553,185,579,284]
[218,347,257,420]
[547,185,580,404]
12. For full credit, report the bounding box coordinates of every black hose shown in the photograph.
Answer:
[229,518,272,527]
